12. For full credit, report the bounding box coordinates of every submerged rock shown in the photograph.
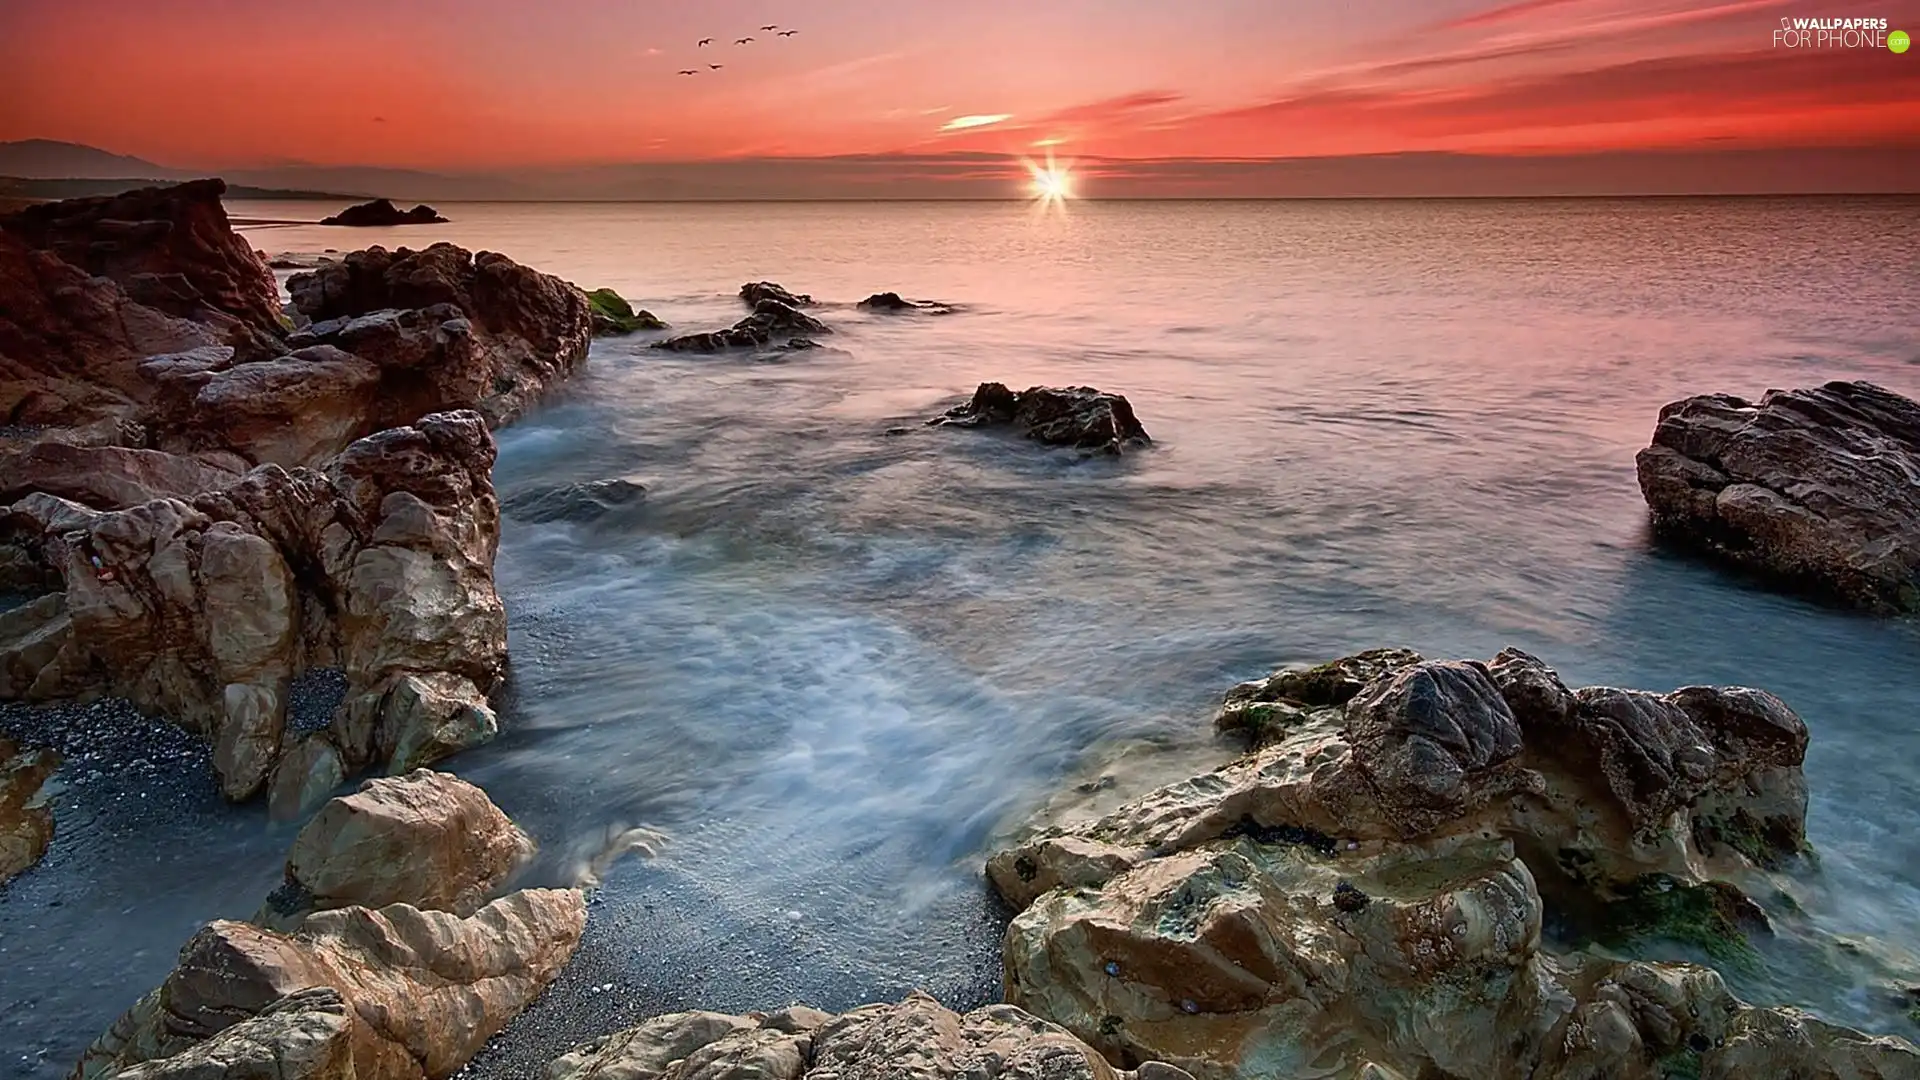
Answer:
[653,298,831,353]
[986,647,1912,1080]
[501,476,648,524]
[930,383,1151,455]
[739,281,812,307]
[547,991,1194,1080]
[858,291,953,314]
[584,287,666,336]
[320,199,449,227]
[0,733,57,884]
[1636,380,1920,613]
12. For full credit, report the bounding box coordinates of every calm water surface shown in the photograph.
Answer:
[4,197,1918,1075]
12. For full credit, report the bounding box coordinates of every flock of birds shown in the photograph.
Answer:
[676,24,798,74]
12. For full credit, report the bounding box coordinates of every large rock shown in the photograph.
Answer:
[1,178,283,334]
[1,734,57,884]
[985,648,1911,1080]
[260,770,534,929]
[0,411,508,797]
[1636,380,1920,613]
[931,384,1151,456]
[0,441,241,511]
[74,889,587,1080]
[320,200,448,227]
[739,281,812,308]
[285,243,590,427]
[108,987,355,1080]
[548,992,1194,1080]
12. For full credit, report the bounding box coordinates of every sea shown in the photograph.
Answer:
[2,196,1918,1077]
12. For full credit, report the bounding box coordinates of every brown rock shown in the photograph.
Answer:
[1636,380,1920,613]
[108,987,355,1080]
[265,770,534,927]
[0,734,57,884]
[0,442,241,511]
[76,889,586,1080]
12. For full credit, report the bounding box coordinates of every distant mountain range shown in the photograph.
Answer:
[3,138,1916,202]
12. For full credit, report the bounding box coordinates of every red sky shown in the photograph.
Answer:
[3,0,1917,193]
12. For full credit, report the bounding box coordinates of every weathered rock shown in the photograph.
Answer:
[75,889,586,1080]
[320,200,448,227]
[654,298,831,353]
[2,178,283,334]
[259,770,533,929]
[266,735,348,823]
[857,291,952,314]
[548,992,1193,1080]
[108,987,355,1080]
[0,442,241,511]
[1,411,508,796]
[931,384,1151,455]
[585,288,666,336]
[0,734,57,884]
[739,281,812,308]
[987,648,1912,1080]
[286,243,591,427]
[1636,380,1920,613]
[501,477,648,524]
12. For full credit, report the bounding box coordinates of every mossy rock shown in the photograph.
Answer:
[1596,874,1769,968]
[1214,699,1314,747]
[585,287,665,335]
[1691,806,1807,869]
[1225,648,1425,709]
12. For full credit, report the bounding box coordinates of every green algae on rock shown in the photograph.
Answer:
[584,287,665,335]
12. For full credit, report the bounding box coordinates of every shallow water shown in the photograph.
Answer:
[5,196,1920,1075]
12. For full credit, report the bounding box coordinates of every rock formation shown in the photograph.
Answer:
[320,200,449,227]
[585,287,666,336]
[654,297,831,353]
[501,476,648,524]
[76,772,583,1080]
[0,734,56,884]
[739,281,812,308]
[858,291,953,314]
[547,991,1195,1080]
[0,411,509,802]
[930,383,1152,455]
[257,770,535,929]
[1636,380,1920,613]
[987,648,1917,1080]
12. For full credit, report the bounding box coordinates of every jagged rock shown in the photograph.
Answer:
[107,987,355,1080]
[739,281,812,307]
[258,770,533,929]
[74,889,586,1080]
[320,200,448,227]
[1,734,57,884]
[2,178,283,333]
[1636,380,1920,613]
[0,411,508,797]
[547,992,1194,1080]
[584,288,665,335]
[0,442,241,511]
[501,477,648,524]
[930,384,1151,455]
[286,243,590,427]
[654,298,831,353]
[987,649,1911,1080]
[857,291,952,314]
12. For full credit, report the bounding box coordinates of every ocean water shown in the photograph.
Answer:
[4,196,1920,1075]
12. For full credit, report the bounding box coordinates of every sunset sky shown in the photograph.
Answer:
[3,0,1917,195]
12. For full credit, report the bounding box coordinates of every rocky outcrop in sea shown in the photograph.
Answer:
[931,383,1152,455]
[319,199,449,227]
[1637,380,1920,613]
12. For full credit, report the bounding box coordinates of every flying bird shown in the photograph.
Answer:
[698,37,713,46]
[777,29,797,36]
[760,24,779,30]
[677,68,698,75]
[735,36,754,44]
[709,63,723,69]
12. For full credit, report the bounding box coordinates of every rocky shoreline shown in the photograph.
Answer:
[2,180,1917,1079]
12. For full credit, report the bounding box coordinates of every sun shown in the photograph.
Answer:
[1025,153,1075,205]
